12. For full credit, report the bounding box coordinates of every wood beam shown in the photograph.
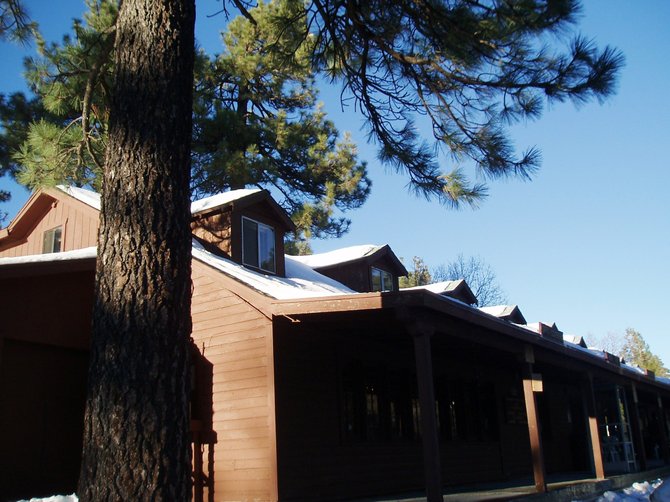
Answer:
[521,347,547,493]
[629,384,647,471]
[584,373,605,479]
[408,317,443,502]
[657,394,670,464]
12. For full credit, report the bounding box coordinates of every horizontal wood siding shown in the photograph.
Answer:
[0,196,98,258]
[191,261,277,502]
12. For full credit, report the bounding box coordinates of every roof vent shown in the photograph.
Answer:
[604,352,621,366]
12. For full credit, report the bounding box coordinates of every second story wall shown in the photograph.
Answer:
[0,190,99,258]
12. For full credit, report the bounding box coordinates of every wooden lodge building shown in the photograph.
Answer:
[1,186,670,501]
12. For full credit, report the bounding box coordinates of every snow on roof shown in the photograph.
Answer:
[0,246,97,266]
[192,240,355,300]
[56,185,263,216]
[403,280,463,293]
[190,188,262,214]
[289,244,384,269]
[479,305,518,318]
[58,185,101,210]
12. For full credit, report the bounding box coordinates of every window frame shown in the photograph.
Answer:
[241,216,276,274]
[42,226,63,254]
[371,266,394,292]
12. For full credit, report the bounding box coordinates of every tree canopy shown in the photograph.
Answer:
[299,0,623,206]
[8,0,370,249]
[3,0,623,242]
[620,328,668,376]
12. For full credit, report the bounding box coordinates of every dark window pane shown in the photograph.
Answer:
[258,224,275,273]
[242,218,259,268]
[371,268,382,291]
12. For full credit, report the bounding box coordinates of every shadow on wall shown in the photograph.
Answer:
[191,341,217,502]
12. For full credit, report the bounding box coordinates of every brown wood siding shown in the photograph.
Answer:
[0,195,99,258]
[315,254,403,293]
[191,209,234,258]
[315,261,371,293]
[191,261,278,502]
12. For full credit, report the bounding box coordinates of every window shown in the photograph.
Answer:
[371,267,394,292]
[242,217,276,273]
[42,226,62,254]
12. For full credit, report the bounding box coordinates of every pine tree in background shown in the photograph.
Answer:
[400,256,432,288]
[9,0,370,248]
[620,328,668,376]
[301,0,624,206]
[0,0,38,221]
[0,0,35,43]
[13,0,116,189]
[192,0,370,248]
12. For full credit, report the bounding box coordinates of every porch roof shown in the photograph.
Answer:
[271,289,670,394]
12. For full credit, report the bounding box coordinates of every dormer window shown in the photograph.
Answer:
[371,267,393,292]
[242,216,276,274]
[42,226,62,254]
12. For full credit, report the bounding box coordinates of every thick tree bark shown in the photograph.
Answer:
[78,0,195,500]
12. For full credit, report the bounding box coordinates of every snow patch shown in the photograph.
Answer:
[192,240,355,299]
[576,478,663,501]
[190,188,262,214]
[289,244,383,268]
[15,495,78,502]
[56,185,263,216]
[0,246,96,265]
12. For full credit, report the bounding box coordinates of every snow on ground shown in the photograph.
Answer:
[13,479,670,501]
[576,479,665,502]
[15,495,78,502]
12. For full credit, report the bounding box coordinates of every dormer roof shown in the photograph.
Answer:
[403,279,478,306]
[292,244,408,276]
[479,304,527,324]
[191,189,295,232]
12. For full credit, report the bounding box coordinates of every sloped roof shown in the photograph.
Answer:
[479,304,527,324]
[190,189,262,214]
[0,246,97,265]
[59,185,101,210]
[192,240,355,299]
[58,185,293,227]
[403,279,477,305]
[563,334,587,348]
[290,244,384,268]
[290,244,408,276]
[60,185,263,214]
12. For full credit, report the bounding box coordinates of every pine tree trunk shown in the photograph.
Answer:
[78,0,195,500]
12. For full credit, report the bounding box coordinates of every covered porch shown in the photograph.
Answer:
[271,290,670,501]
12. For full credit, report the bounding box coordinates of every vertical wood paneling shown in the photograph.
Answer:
[0,194,99,258]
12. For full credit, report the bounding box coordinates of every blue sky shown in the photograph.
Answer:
[2,1,669,363]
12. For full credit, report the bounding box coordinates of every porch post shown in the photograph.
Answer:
[584,373,605,479]
[629,384,647,471]
[408,319,442,502]
[657,394,670,464]
[521,346,547,493]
